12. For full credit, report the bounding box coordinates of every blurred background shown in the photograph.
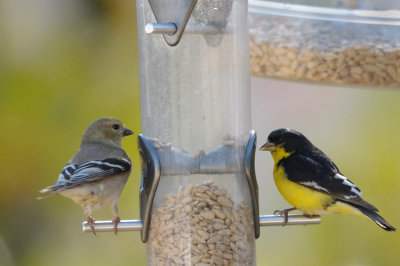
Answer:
[0,0,399,266]
[0,1,144,265]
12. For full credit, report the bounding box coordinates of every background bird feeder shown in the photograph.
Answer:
[82,0,320,264]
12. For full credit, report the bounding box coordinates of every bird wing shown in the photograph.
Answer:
[281,153,378,211]
[43,158,131,192]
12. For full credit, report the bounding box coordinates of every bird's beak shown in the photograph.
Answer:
[260,141,276,152]
[123,128,134,136]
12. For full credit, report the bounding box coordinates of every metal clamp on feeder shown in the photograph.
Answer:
[138,134,161,242]
[245,130,260,238]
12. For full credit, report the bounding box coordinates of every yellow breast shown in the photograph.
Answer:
[274,165,334,214]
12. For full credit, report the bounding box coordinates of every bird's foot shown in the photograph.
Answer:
[87,216,96,236]
[303,213,319,219]
[112,216,120,235]
[274,208,296,226]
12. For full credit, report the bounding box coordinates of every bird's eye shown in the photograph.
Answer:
[112,124,120,130]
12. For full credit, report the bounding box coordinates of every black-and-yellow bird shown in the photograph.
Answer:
[260,128,395,231]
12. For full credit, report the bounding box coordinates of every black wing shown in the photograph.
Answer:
[49,158,131,191]
[281,152,377,211]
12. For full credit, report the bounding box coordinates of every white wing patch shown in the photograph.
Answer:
[50,158,131,191]
[350,187,361,195]
[334,173,362,196]
[54,165,76,186]
[300,181,330,193]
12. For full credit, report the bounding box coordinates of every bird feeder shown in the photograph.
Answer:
[82,0,320,264]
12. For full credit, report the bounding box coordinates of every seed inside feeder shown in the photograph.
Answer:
[147,181,255,266]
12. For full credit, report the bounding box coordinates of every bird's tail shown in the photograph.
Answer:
[37,187,57,200]
[354,204,396,231]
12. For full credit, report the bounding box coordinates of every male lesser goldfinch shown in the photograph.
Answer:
[39,117,133,234]
[260,128,395,231]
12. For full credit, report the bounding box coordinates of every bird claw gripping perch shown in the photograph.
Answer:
[274,208,297,225]
[112,217,120,235]
[87,216,96,236]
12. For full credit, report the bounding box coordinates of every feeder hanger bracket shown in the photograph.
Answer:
[145,0,198,46]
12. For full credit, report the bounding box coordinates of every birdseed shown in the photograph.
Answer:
[249,14,400,87]
[147,181,255,266]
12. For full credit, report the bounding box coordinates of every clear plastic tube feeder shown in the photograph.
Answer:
[136,0,257,265]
